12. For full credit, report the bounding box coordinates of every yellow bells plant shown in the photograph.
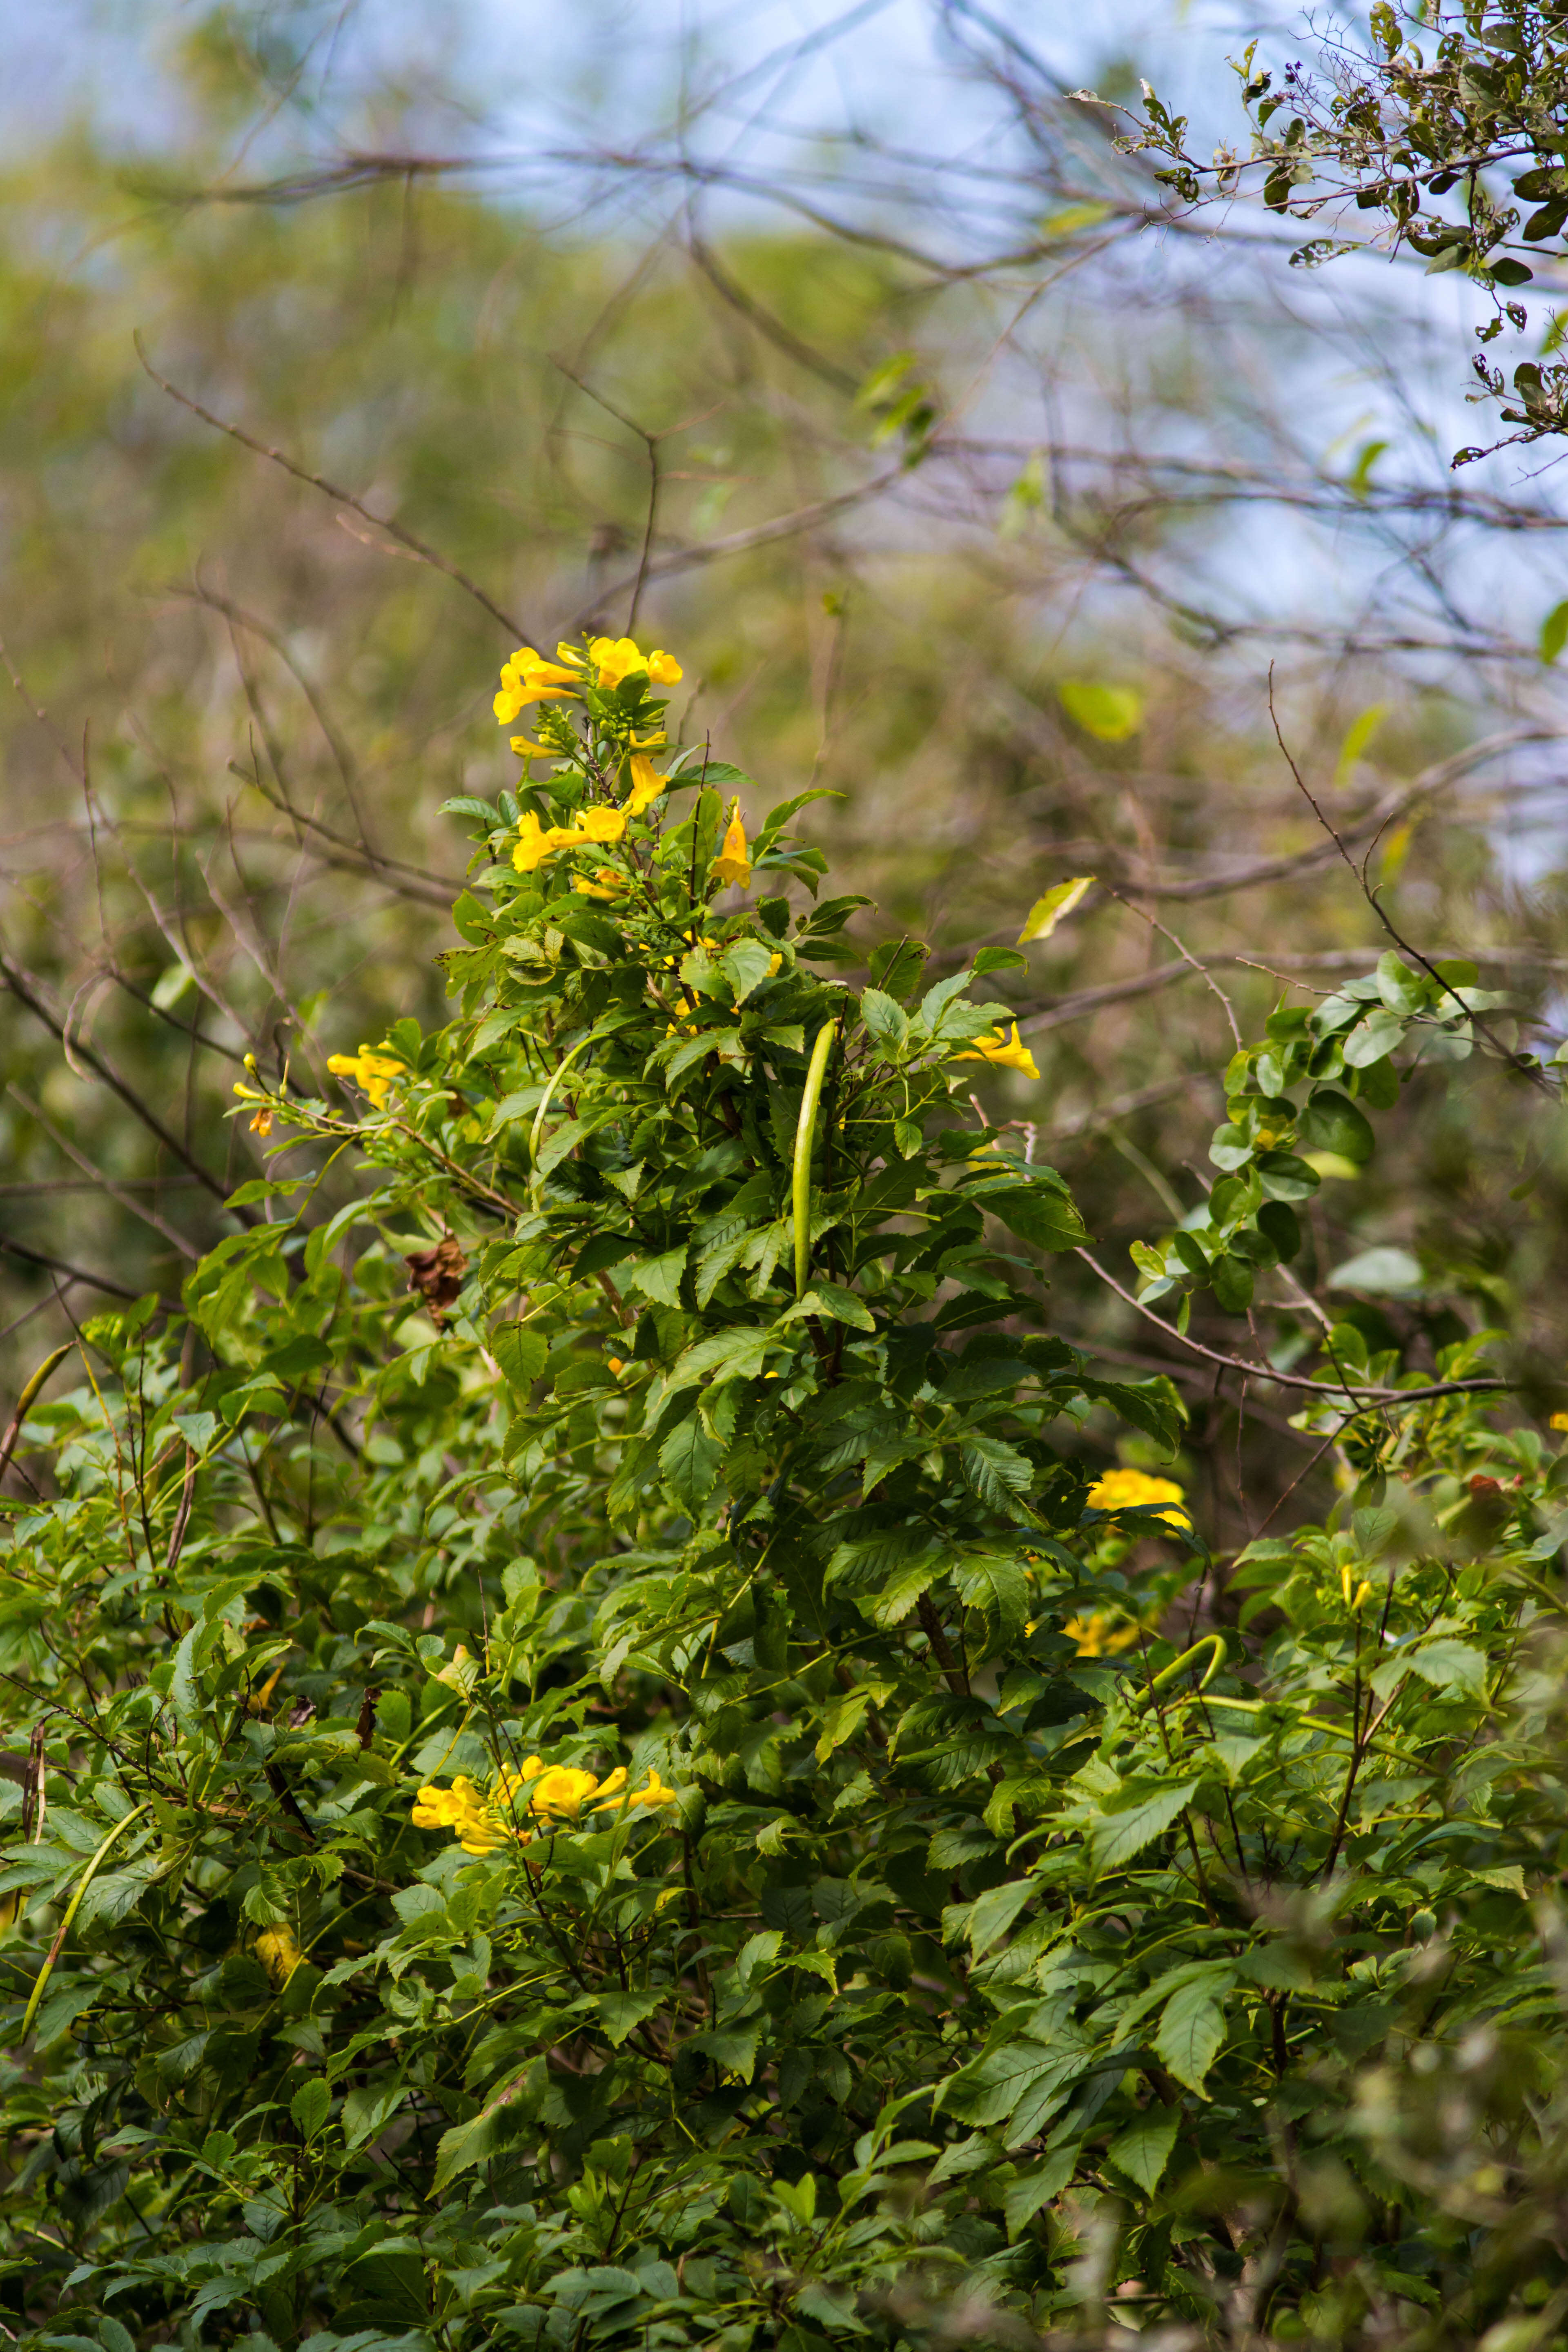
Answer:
[14,617,1565,2352]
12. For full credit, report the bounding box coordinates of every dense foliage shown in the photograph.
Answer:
[4,631,1568,2351]
[1120,0,1568,463]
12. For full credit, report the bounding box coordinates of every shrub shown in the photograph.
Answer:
[2,634,1565,2351]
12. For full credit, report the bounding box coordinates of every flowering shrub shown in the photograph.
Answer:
[2,633,1567,2351]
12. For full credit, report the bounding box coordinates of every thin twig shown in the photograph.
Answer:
[1073,1246,1509,1405]
[135,336,531,644]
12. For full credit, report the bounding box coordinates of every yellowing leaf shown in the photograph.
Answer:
[1059,680,1143,742]
[1335,702,1388,785]
[1018,876,1095,944]
[1541,598,1568,665]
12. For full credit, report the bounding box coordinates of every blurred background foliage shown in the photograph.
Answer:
[2,0,1568,1554]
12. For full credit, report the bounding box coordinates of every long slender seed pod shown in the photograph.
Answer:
[22,1802,150,2041]
[0,1343,74,1490]
[793,1020,839,1297]
[1127,1632,1227,1714]
[528,1034,596,1208]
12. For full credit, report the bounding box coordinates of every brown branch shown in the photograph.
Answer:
[135,336,532,645]
[1072,1247,1510,1407]
[0,943,247,1219]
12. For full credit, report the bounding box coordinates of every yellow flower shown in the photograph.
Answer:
[712,800,751,889]
[587,635,683,690]
[232,1080,275,1134]
[956,1023,1040,1081]
[626,754,667,817]
[1085,1467,1190,1530]
[411,1757,677,1852]
[524,1764,603,1821]
[494,646,580,725]
[574,867,626,901]
[510,732,551,759]
[576,805,627,846]
[1065,1611,1142,1659]
[1551,1412,1568,1433]
[326,1046,405,1109]
[255,1926,303,1984]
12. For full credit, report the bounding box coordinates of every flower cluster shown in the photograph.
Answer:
[493,635,682,752]
[326,1045,405,1109]
[1085,1467,1190,1529]
[412,1756,676,1855]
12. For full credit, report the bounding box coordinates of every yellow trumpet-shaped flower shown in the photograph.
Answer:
[513,807,626,871]
[494,646,581,726]
[510,732,552,760]
[626,754,667,817]
[326,1046,405,1109]
[712,800,751,889]
[587,636,683,690]
[575,866,627,901]
[1085,1467,1190,1530]
[575,804,627,846]
[411,1756,677,1854]
[955,1023,1040,1081]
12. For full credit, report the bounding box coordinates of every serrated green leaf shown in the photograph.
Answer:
[1155,1976,1231,2095]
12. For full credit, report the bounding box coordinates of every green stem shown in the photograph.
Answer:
[22,1801,150,2041]
[793,1020,838,1297]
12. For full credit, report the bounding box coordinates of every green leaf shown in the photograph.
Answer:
[594,1987,668,2047]
[1107,2106,1180,2193]
[492,1321,548,1388]
[960,1875,1035,1959]
[1088,1778,1199,1877]
[1001,2148,1076,2238]
[659,1414,723,1510]
[1542,599,1568,664]
[956,1550,1029,1644]
[1298,1088,1375,1165]
[860,987,910,1057]
[290,2078,330,2141]
[1342,1009,1405,1067]
[626,1247,688,1307]
[691,2022,761,2082]
[1018,875,1095,943]
[722,938,777,1005]
[960,1435,1033,1517]
[342,2086,405,2151]
[672,1326,773,1385]
[1328,1246,1422,1294]
[977,1176,1087,1253]
[1407,1639,1488,1700]
[1155,1977,1230,2095]
[868,1555,942,1628]
[800,1281,875,1332]
[1058,679,1143,741]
